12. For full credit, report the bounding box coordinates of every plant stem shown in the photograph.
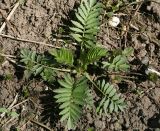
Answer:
[84,73,105,96]
[0,53,71,73]
[32,60,71,72]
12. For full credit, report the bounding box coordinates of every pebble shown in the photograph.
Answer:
[108,16,120,27]
[114,122,122,130]
[141,56,149,65]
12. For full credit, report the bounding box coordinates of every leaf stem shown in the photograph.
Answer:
[84,73,105,96]
[0,53,71,73]
[32,60,71,73]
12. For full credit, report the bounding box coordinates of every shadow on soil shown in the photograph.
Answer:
[147,113,160,128]
[145,113,160,131]
[130,58,148,82]
[39,90,61,129]
[51,5,77,42]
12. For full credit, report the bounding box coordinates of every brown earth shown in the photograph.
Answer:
[0,0,160,131]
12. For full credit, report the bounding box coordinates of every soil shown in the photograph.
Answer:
[0,0,160,131]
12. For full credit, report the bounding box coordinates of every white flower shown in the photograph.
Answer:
[108,16,120,27]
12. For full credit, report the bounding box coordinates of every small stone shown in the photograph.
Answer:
[141,96,152,109]
[86,113,93,124]
[142,56,149,65]
[94,120,105,130]
[153,88,160,104]
[124,117,130,128]
[108,16,120,27]
[114,122,122,130]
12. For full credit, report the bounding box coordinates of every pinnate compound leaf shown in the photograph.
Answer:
[96,80,126,115]
[54,74,88,130]
[70,0,102,47]
[49,48,74,66]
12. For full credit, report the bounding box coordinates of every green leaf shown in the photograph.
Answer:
[85,88,94,109]
[118,105,124,112]
[31,51,36,61]
[70,27,83,33]
[84,47,107,65]
[51,48,74,66]
[70,104,82,114]
[73,98,85,105]
[103,99,109,114]
[76,13,85,25]
[49,48,57,56]
[88,11,100,20]
[86,18,99,26]
[80,4,88,16]
[101,80,106,89]
[83,0,90,11]
[109,101,114,113]
[86,21,99,29]
[54,75,88,130]
[105,85,113,94]
[116,56,127,65]
[119,64,130,71]
[67,117,74,130]
[58,80,72,89]
[96,80,126,114]
[71,20,84,29]
[114,103,118,112]
[59,102,70,109]
[10,112,19,117]
[70,0,102,47]
[103,83,110,92]
[85,28,98,34]
[113,55,122,64]
[92,3,103,10]
[56,96,71,103]
[64,74,73,85]
[78,8,86,20]
[122,47,134,56]
[32,64,40,72]
[60,112,70,121]
[71,34,82,42]
[54,88,71,93]
[35,66,43,75]
[54,93,71,99]
[41,68,55,83]
[0,108,8,113]
[96,97,106,113]
[117,98,125,104]
[89,0,96,7]
[0,108,19,117]
[60,107,70,115]
[102,62,111,68]
[112,94,121,101]
[70,107,81,120]
[108,88,116,97]
[107,12,114,17]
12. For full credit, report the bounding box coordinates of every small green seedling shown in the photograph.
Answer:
[20,0,133,129]
[0,107,19,117]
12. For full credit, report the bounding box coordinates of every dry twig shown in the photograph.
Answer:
[11,98,29,109]
[0,93,19,118]
[0,34,61,48]
[0,2,19,34]
[30,119,54,131]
